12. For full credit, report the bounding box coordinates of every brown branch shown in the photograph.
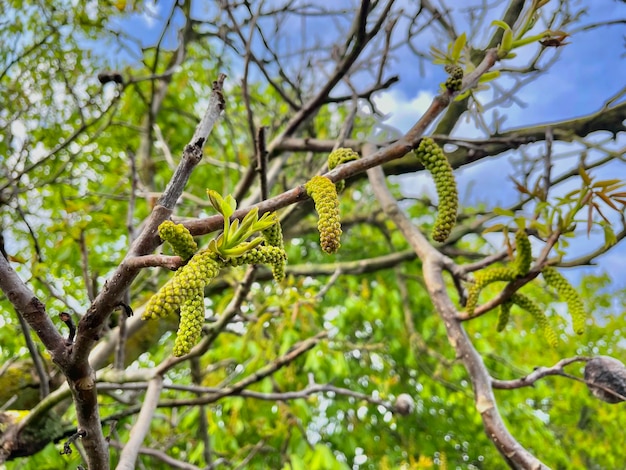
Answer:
[60,429,87,456]
[16,312,50,398]
[109,441,201,470]
[234,0,395,204]
[116,376,164,470]
[184,50,500,237]
[366,159,548,468]
[255,126,269,200]
[73,74,226,362]
[0,74,227,468]
[491,356,589,390]
[0,255,67,356]
[124,254,184,271]
[191,358,213,467]
[275,98,626,181]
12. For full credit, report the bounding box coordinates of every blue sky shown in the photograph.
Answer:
[108,1,626,288]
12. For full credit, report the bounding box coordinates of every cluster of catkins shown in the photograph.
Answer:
[304,148,361,254]
[145,147,363,356]
[466,229,586,346]
[444,64,464,92]
[467,229,532,315]
[414,137,459,242]
[143,219,286,357]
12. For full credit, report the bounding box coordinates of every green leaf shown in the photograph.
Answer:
[501,28,514,52]
[483,223,505,234]
[493,207,515,217]
[478,70,501,83]
[237,207,260,237]
[603,223,617,247]
[491,20,511,31]
[222,194,237,218]
[207,189,224,213]
[579,166,592,186]
[451,32,466,62]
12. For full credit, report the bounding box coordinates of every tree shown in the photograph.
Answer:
[1,0,625,468]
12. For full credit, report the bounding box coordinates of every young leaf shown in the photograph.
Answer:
[501,28,514,52]
[478,70,501,83]
[592,179,622,189]
[451,32,466,62]
[238,207,260,235]
[579,165,592,186]
[491,20,511,31]
[597,191,619,211]
[222,195,237,218]
[603,223,617,248]
[207,189,224,214]
[493,207,515,217]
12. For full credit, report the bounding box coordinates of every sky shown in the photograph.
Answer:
[69,0,626,289]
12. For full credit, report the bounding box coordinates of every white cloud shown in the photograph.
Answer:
[372,89,435,134]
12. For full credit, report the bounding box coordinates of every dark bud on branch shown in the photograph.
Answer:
[59,312,76,345]
[115,301,134,318]
[60,429,87,455]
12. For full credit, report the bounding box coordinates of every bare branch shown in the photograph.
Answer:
[492,356,589,390]
[115,376,163,470]
[366,158,548,468]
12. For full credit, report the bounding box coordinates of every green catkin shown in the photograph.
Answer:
[497,300,513,332]
[142,249,221,321]
[224,245,287,282]
[173,290,205,357]
[262,221,287,281]
[414,137,458,243]
[542,266,586,335]
[466,266,516,315]
[444,64,464,92]
[305,175,342,254]
[511,229,532,277]
[158,220,198,261]
[328,148,360,192]
[262,220,284,248]
[510,292,558,347]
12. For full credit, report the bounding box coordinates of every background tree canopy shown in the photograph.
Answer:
[1,1,625,469]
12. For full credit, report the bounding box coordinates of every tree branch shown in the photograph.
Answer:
[366,158,548,468]
[115,376,164,470]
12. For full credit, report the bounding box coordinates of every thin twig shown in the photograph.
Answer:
[191,358,213,467]
[255,126,269,200]
[16,312,49,398]
[60,429,87,455]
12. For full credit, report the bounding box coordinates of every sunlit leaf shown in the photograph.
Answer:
[451,32,467,62]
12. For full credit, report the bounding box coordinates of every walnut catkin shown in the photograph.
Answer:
[305,175,342,254]
[414,137,458,243]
